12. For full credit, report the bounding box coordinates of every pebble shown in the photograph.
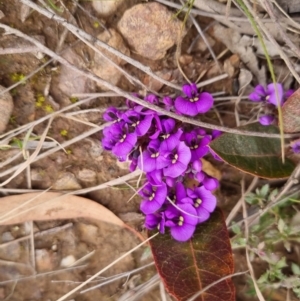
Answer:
[92,28,130,90]
[92,0,125,16]
[118,2,183,60]
[0,85,13,134]
[60,255,76,267]
[52,172,82,190]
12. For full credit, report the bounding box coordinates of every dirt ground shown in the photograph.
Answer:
[0,0,299,300]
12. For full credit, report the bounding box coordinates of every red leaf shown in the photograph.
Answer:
[149,208,235,301]
[282,88,300,133]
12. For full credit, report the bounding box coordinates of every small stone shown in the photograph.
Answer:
[92,0,126,16]
[1,232,14,243]
[52,172,82,190]
[60,255,76,267]
[86,138,103,160]
[35,249,55,272]
[52,48,93,102]
[77,169,97,187]
[118,3,183,60]
[76,223,98,244]
[0,85,13,134]
[31,169,43,182]
[92,29,130,90]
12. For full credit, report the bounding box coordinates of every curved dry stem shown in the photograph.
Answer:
[56,233,159,301]
[20,0,182,91]
[0,22,292,139]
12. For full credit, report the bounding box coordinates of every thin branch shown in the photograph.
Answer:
[262,0,300,58]
[20,0,182,91]
[56,233,159,301]
[0,23,296,139]
[232,0,300,84]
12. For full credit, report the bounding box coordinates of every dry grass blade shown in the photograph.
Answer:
[0,23,295,138]
[241,179,266,301]
[56,233,159,301]
[20,0,182,91]
[0,117,53,187]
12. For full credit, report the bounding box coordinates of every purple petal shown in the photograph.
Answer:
[103,107,122,122]
[177,142,192,165]
[249,85,265,102]
[175,182,187,201]
[163,161,187,178]
[161,118,175,133]
[285,89,294,99]
[192,160,202,172]
[145,94,159,104]
[212,130,222,139]
[259,115,274,126]
[144,214,160,229]
[195,92,214,114]
[182,83,198,98]
[160,129,183,151]
[147,170,163,185]
[194,186,217,213]
[196,207,210,223]
[112,133,137,157]
[203,176,219,190]
[175,96,198,116]
[163,96,174,109]
[135,114,153,136]
[291,140,300,154]
[267,83,283,107]
[140,199,163,214]
[170,223,196,241]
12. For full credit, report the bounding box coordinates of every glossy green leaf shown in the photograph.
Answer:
[149,208,235,301]
[282,88,300,133]
[209,123,295,179]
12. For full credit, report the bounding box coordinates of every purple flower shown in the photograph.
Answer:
[122,109,153,137]
[158,119,183,149]
[212,130,222,139]
[139,182,167,214]
[266,83,284,106]
[110,122,137,158]
[145,212,165,233]
[165,203,198,241]
[182,130,210,162]
[187,186,217,222]
[175,83,214,116]
[291,140,300,154]
[103,107,122,122]
[202,175,219,190]
[162,141,191,178]
[146,169,163,185]
[138,140,169,173]
[249,83,284,107]
[102,122,137,159]
[249,84,267,102]
[285,89,294,99]
[163,96,174,111]
[259,115,275,126]
[167,182,187,204]
[145,94,159,104]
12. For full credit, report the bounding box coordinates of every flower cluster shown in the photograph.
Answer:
[249,83,294,126]
[102,83,218,241]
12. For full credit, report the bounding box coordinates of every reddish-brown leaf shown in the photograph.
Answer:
[282,88,300,133]
[149,208,235,301]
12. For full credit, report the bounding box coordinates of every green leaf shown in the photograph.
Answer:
[209,122,295,179]
[282,88,300,133]
[148,208,235,301]
[292,263,300,276]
